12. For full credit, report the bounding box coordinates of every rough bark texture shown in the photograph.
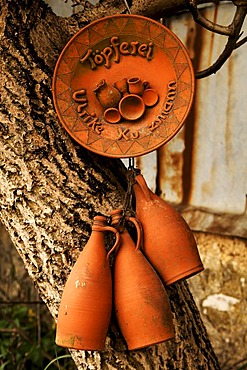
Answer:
[0,0,220,369]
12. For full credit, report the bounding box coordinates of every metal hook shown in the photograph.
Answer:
[128,157,135,170]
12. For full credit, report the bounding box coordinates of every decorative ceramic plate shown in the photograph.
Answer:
[52,14,195,158]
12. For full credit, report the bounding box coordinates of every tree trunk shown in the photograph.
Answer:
[0,0,220,368]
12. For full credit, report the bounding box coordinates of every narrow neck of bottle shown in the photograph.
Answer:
[92,215,107,229]
[110,209,123,227]
[133,174,152,202]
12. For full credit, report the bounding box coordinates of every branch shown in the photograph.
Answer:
[69,0,230,24]
[235,34,247,47]
[190,2,247,78]
[186,0,237,36]
[130,0,230,18]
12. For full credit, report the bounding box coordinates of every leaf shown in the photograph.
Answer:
[0,361,10,370]
[43,354,72,370]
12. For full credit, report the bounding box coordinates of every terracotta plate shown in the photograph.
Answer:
[52,14,195,158]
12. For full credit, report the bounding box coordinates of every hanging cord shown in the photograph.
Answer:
[115,1,135,229]
[128,157,135,170]
[111,157,138,231]
[119,162,143,247]
[122,0,131,14]
[121,0,135,219]
[122,158,140,218]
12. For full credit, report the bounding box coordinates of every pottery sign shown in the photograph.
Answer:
[52,14,195,158]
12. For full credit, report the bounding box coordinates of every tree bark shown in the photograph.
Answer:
[0,0,220,368]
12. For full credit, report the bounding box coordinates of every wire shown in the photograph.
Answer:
[128,157,135,170]
[122,0,131,14]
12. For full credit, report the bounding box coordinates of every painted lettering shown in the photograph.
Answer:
[130,130,139,139]
[117,127,139,140]
[80,36,155,70]
[120,41,130,55]
[72,89,103,135]
[111,36,120,63]
[149,80,177,132]
[77,103,87,112]
[80,49,96,70]
[94,51,104,65]
[117,127,130,140]
[130,41,139,55]
[100,47,113,69]
[138,43,148,57]
[149,120,161,132]
[87,118,103,135]
[72,89,87,103]
[146,42,154,60]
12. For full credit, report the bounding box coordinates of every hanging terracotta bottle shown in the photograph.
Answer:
[111,209,174,350]
[56,215,120,350]
[133,173,204,285]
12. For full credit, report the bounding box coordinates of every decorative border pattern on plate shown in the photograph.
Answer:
[52,15,195,158]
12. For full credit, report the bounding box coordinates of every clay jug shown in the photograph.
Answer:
[127,77,149,96]
[56,215,120,350]
[93,79,122,109]
[111,209,174,350]
[133,173,204,285]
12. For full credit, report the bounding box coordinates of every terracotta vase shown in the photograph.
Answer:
[114,78,128,96]
[127,77,149,96]
[111,209,174,350]
[56,215,120,350]
[133,174,204,285]
[93,79,122,109]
